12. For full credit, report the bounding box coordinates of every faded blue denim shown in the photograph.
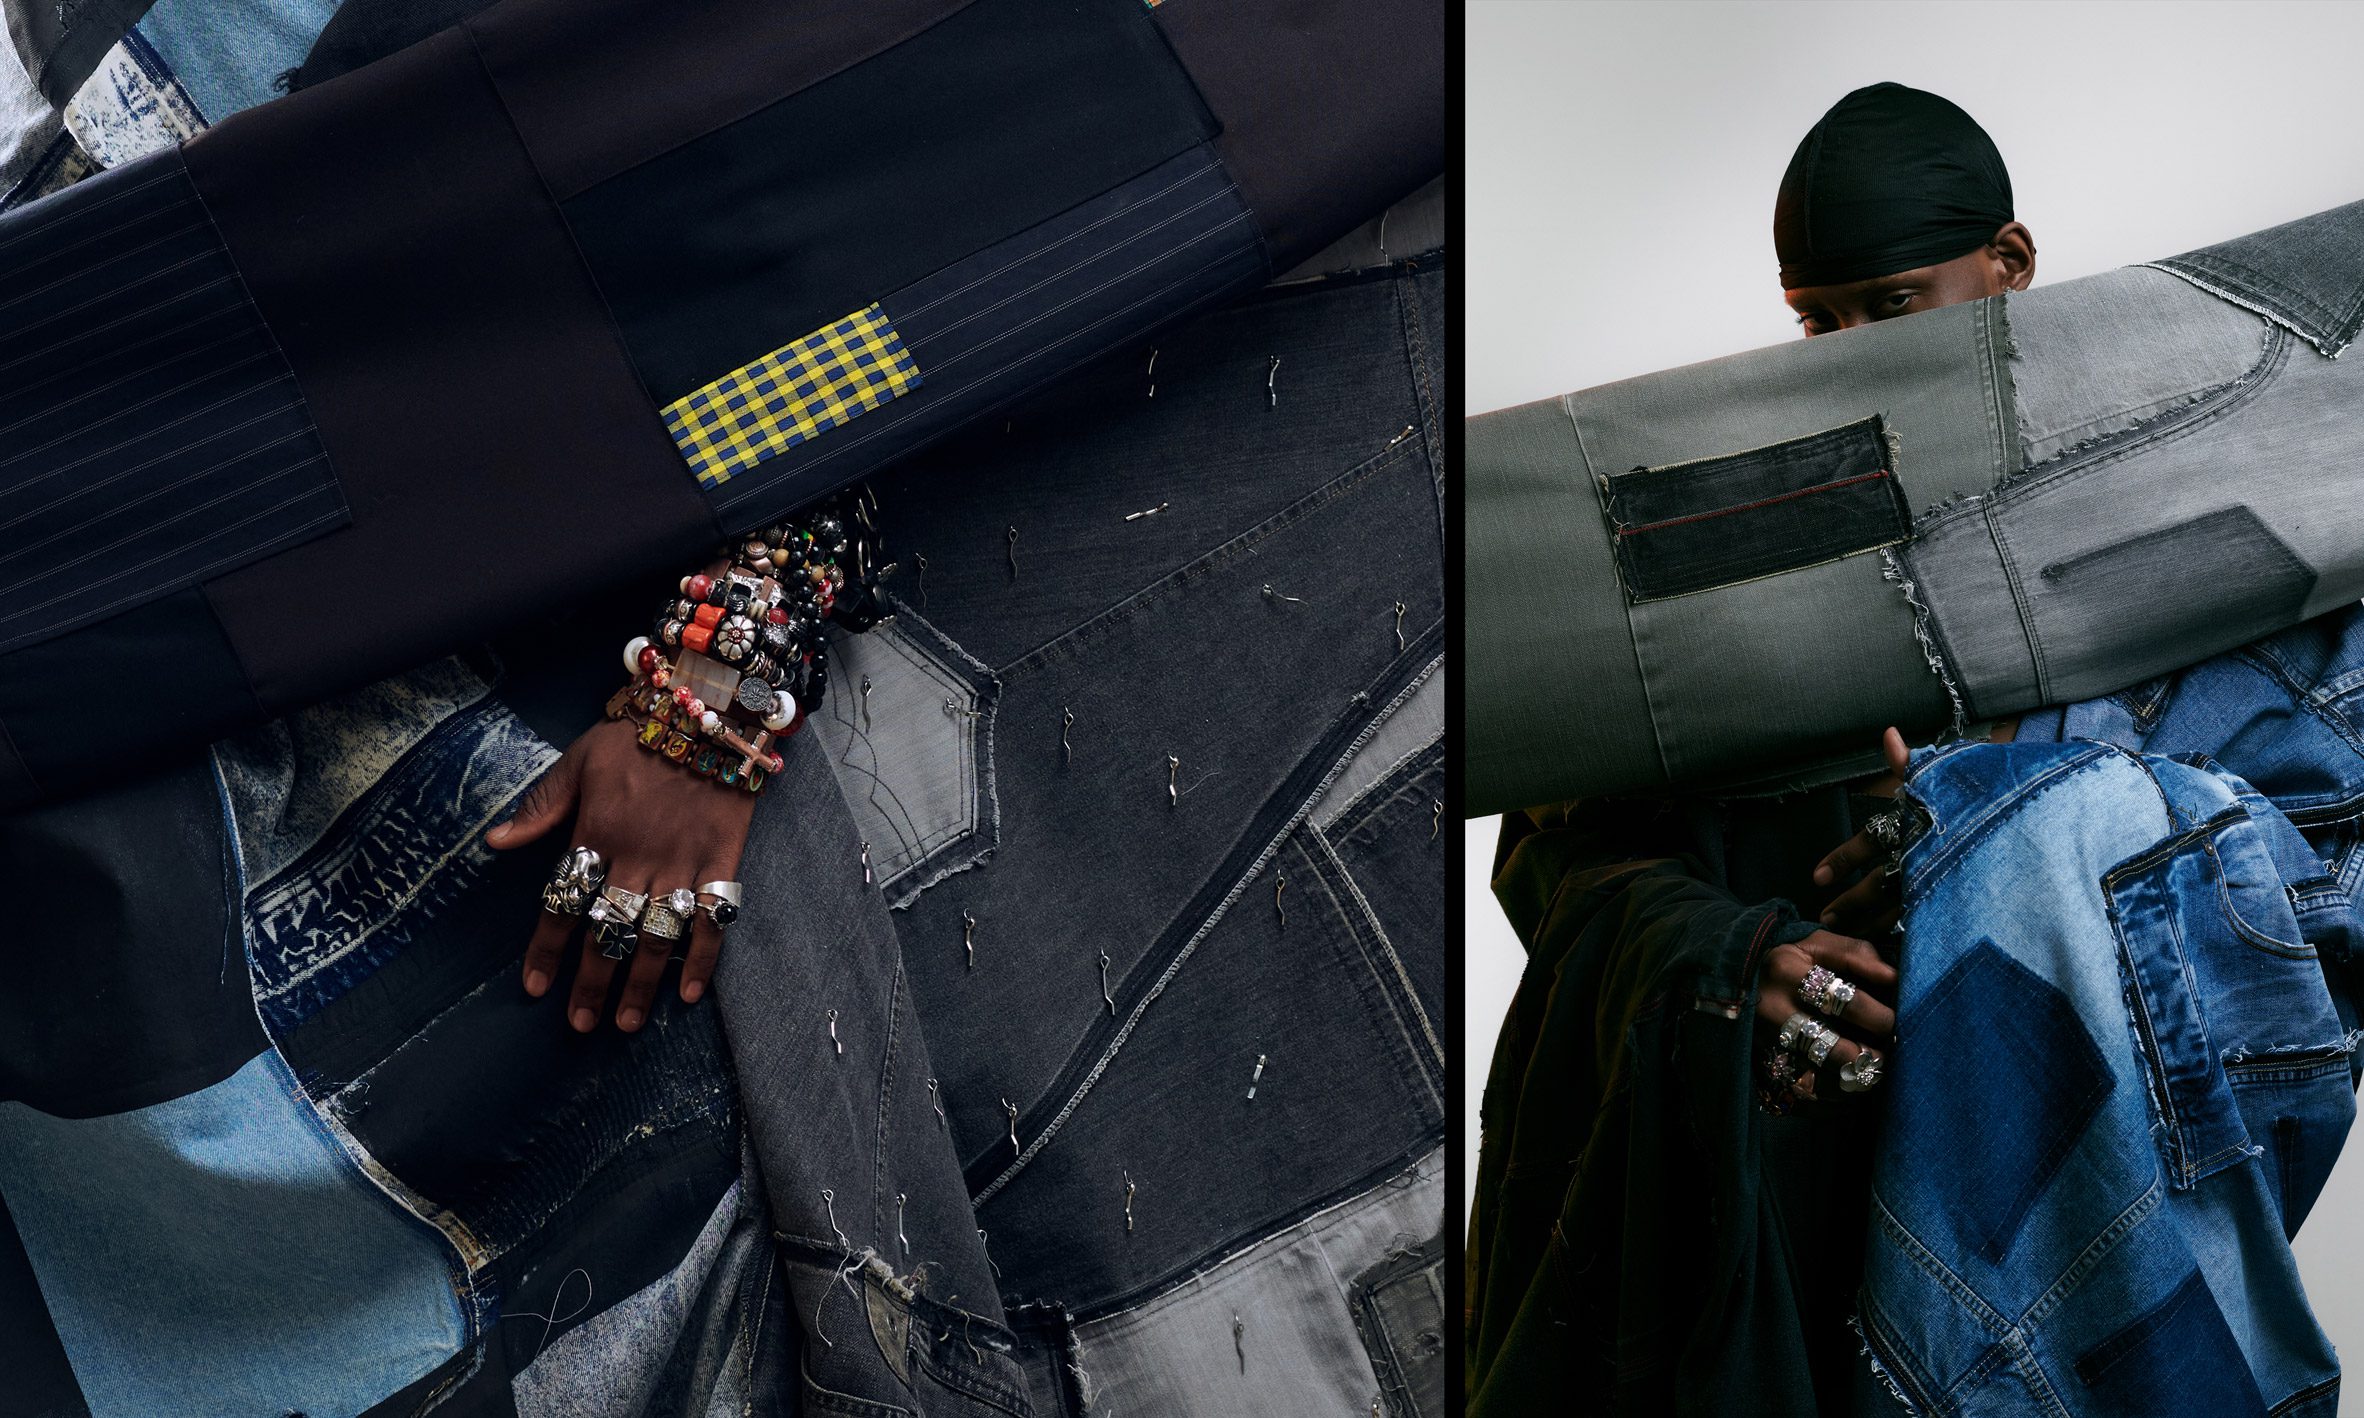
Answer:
[1865,739,2353,1417]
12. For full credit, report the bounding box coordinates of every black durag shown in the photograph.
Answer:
[1774,81,2014,288]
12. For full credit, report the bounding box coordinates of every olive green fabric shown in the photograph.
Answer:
[1466,294,2017,817]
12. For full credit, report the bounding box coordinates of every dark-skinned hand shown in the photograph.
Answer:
[485,715,758,1032]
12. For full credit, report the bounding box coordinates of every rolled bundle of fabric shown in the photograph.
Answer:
[1466,196,2364,816]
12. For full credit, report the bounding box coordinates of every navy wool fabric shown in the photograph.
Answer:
[709,142,1268,530]
[0,146,345,658]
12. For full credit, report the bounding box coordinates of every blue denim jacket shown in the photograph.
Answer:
[1861,608,2364,1418]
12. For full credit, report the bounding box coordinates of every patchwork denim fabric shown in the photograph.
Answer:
[0,1049,469,1418]
[1867,741,2351,1418]
[1466,197,2364,814]
[711,252,1446,1414]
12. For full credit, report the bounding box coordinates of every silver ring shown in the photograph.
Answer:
[641,888,696,942]
[1839,1047,1886,1093]
[1800,965,1858,1019]
[541,846,608,917]
[1802,1020,1841,1067]
[586,895,640,959]
[697,880,743,929]
[1777,1012,1814,1053]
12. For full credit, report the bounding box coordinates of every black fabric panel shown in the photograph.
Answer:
[0,746,266,1118]
[1155,0,1443,272]
[357,1341,518,1418]
[561,0,1218,406]
[1604,415,1910,603]
[474,0,968,203]
[0,1190,87,1418]
[0,584,261,804]
[0,147,347,658]
[703,142,1268,531]
[183,24,717,715]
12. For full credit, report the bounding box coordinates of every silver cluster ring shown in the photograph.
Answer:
[1781,1012,1841,1067]
[1799,965,1858,1019]
[542,846,609,918]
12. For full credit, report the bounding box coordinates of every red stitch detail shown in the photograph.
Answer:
[1616,469,1892,538]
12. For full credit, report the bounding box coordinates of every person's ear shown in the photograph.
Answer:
[1990,222,2036,291]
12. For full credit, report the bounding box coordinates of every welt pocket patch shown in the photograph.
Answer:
[1599,415,1909,602]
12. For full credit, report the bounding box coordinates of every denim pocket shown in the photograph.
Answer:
[1598,414,1908,603]
[2103,806,2326,1189]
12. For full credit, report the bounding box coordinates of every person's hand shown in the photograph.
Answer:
[486,716,758,1032]
[1755,929,1897,1098]
[1811,726,1914,936]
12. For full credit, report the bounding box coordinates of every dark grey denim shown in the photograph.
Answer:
[717,252,1448,1414]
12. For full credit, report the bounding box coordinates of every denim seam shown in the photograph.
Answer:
[2153,252,2364,357]
[1854,1299,1942,1417]
[1318,667,1444,835]
[213,748,502,1331]
[1564,394,1671,783]
[1869,1188,2013,1337]
[1306,826,1446,1096]
[969,654,1441,1205]
[2270,1374,2343,1415]
[1899,745,2116,907]
[1328,737,1445,847]
[871,962,906,1248]
[887,604,1001,904]
[1393,262,1445,530]
[2016,1180,2162,1330]
[996,435,1423,676]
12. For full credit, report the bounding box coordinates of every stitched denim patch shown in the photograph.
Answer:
[1889,939,2113,1263]
[2074,1270,2268,1415]
[804,607,999,907]
[1349,1236,1445,1418]
[1599,414,1908,603]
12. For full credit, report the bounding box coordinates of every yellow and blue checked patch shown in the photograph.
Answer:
[662,304,922,487]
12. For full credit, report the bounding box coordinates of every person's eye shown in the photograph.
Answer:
[1795,312,1830,335]
[1881,291,1916,311]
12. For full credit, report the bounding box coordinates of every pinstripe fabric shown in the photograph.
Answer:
[660,302,921,487]
[706,143,1266,528]
[0,146,345,656]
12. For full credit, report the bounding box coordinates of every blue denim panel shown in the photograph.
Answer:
[2072,1270,2268,1417]
[2150,199,2364,359]
[131,0,341,125]
[1879,741,2343,1416]
[702,143,1267,533]
[0,145,348,657]
[0,1050,466,1418]
[1887,940,2115,1265]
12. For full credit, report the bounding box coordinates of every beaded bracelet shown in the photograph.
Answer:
[603,487,890,792]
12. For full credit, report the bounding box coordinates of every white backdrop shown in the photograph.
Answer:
[1465,0,2364,1367]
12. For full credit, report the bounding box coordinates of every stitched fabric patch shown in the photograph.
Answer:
[662,304,922,487]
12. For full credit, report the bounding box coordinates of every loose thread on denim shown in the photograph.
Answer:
[503,1267,592,1365]
[1879,547,1968,741]
[1847,1311,1919,1415]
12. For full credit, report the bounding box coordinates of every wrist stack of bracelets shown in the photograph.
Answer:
[603,486,891,793]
